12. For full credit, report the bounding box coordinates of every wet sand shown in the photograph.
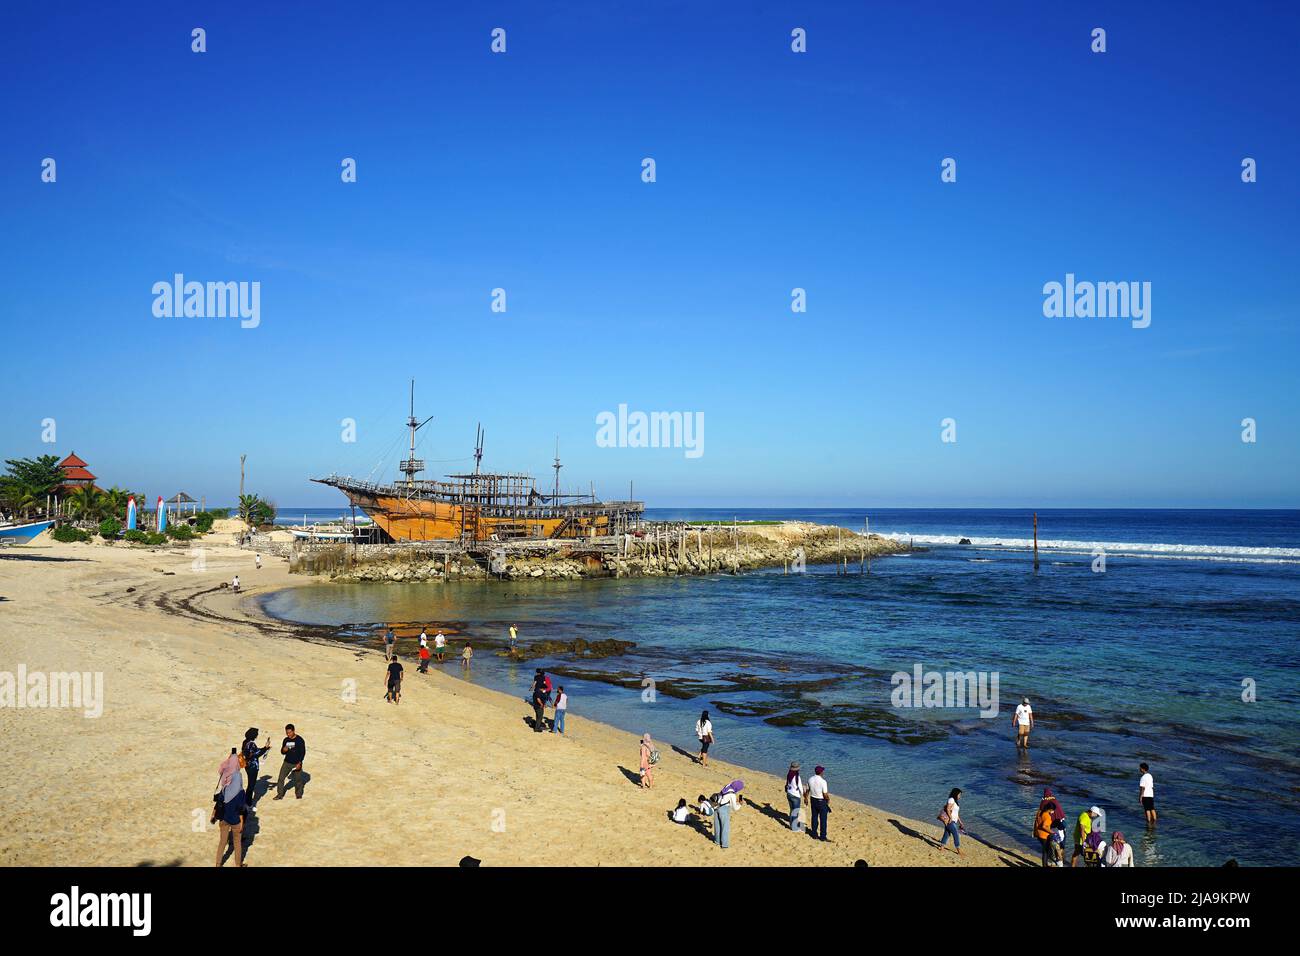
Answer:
[0,539,1033,867]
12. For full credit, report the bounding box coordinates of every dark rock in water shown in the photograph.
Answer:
[517,637,636,660]
[958,538,972,545]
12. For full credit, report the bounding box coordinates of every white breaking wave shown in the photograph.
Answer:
[874,532,1300,564]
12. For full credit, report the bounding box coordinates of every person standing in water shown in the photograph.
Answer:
[434,631,446,662]
[461,642,473,669]
[1105,831,1134,867]
[1013,697,1034,749]
[1138,763,1157,824]
[695,710,714,766]
[508,624,518,658]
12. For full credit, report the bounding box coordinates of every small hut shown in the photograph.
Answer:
[165,492,199,521]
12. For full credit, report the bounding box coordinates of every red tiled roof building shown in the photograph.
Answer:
[56,452,98,494]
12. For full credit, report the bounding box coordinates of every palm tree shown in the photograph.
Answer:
[98,487,130,522]
[65,486,104,522]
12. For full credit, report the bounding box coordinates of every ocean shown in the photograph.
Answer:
[259,508,1300,866]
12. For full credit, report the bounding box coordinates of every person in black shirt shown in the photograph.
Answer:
[386,655,404,704]
[530,669,549,732]
[241,727,271,806]
[273,724,306,800]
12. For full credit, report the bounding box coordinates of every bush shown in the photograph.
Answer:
[202,508,230,520]
[98,518,122,541]
[145,532,167,546]
[52,525,91,543]
[166,523,195,541]
[124,529,149,544]
[194,513,214,533]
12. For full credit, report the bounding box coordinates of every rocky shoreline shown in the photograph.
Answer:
[310,521,912,583]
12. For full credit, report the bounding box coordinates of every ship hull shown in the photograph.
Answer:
[340,491,619,542]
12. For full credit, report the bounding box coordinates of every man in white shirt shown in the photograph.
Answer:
[1013,697,1034,749]
[434,631,446,662]
[418,629,428,650]
[808,766,830,842]
[1138,763,1157,824]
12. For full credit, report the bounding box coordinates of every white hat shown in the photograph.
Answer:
[1089,806,1101,816]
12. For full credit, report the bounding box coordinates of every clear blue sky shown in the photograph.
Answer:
[2,1,1297,508]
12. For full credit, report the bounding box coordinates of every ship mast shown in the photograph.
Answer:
[552,438,562,506]
[399,378,433,487]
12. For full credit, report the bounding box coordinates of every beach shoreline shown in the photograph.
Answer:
[0,538,1033,867]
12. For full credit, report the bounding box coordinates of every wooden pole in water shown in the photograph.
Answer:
[865,515,871,574]
[1029,512,1040,572]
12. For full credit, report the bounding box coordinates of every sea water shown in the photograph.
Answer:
[260,508,1300,866]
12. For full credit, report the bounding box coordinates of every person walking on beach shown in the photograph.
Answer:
[509,624,518,658]
[1104,831,1134,867]
[274,724,306,800]
[695,710,714,766]
[231,574,240,592]
[1013,697,1034,749]
[386,654,404,703]
[213,750,247,867]
[255,553,262,570]
[639,733,656,789]
[1138,763,1157,824]
[785,762,808,832]
[418,642,431,673]
[938,788,965,855]
[461,643,473,669]
[529,670,548,732]
[241,727,271,807]
[434,631,446,662]
[808,765,830,841]
[383,627,396,661]
[552,685,567,735]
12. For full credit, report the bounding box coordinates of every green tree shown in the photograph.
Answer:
[65,485,104,521]
[0,455,63,516]
[238,494,277,528]
[98,487,130,522]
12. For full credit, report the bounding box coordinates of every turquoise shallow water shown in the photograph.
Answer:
[260,508,1300,866]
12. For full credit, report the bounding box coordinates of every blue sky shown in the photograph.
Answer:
[2,1,1297,508]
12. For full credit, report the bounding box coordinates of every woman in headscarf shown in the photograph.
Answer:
[214,749,247,867]
[1036,788,1066,865]
[1105,831,1134,867]
[639,733,655,789]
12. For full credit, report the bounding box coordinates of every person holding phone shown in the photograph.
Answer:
[241,727,271,806]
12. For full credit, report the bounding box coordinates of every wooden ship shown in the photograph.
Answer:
[314,383,644,543]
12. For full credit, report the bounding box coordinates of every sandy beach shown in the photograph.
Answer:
[0,539,1033,867]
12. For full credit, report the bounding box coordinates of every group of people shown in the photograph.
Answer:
[528,669,567,734]
[1015,695,1154,867]
[211,723,308,867]
[1029,765,1154,867]
[383,627,475,702]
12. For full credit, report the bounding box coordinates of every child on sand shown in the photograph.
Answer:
[418,643,431,673]
[671,798,689,823]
